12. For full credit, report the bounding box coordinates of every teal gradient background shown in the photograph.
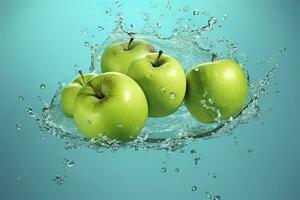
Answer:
[1,0,299,199]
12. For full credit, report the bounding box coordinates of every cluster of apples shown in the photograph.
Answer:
[61,38,247,142]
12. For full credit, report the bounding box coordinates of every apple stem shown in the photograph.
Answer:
[79,70,86,84]
[155,50,163,67]
[211,53,217,62]
[127,37,134,50]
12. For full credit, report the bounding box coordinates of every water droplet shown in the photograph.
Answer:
[42,106,49,113]
[166,1,172,10]
[212,173,217,178]
[280,48,286,53]
[169,92,176,100]
[115,0,121,7]
[156,22,162,29]
[62,158,75,167]
[81,27,88,35]
[194,157,201,165]
[190,149,196,154]
[194,67,199,71]
[174,168,180,173]
[84,42,91,48]
[16,123,22,131]
[52,175,65,185]
[37,96,42,101]
[182,5,189,12]
[98,131,106,137]
[57,81,63,90]
[161,167,167,173]
[193,9,199,16]
[98,26,104,31]
[16,176,22,182]
[18,96,24,101]
[213,195,221,200]
[162,161,166,166]
[151,2,158,8]
[205,192,213,199]
[191,186,197,191]
[74,64,80,73]
[117,123,123,128]
[161,87,166,93]
[85,120,92,125]
[140,12,150,21]
[105,8,112,16]
[40,84,46,89]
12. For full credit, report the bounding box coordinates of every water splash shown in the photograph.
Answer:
[25,6,285,153]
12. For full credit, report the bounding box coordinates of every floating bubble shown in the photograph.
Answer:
[247,149,253,153]
[213,195,221,200]
[190,149,196,154]
[117,123,123,128]
[161,167,167,173]
[174,168,180,173]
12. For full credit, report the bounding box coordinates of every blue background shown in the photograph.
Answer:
[0,0,299,199]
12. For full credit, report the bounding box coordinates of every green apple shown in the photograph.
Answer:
[73,72,148,142]
[101,37,156,74]
[185,54,248,123]
[60,71,96,118]
[127,50,186,117]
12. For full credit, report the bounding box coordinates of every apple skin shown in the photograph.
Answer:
[101,40,156,74]
[185,59,248,123]
[127,53,186,117]
[73,72,148,142]
[60,74,96,118]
